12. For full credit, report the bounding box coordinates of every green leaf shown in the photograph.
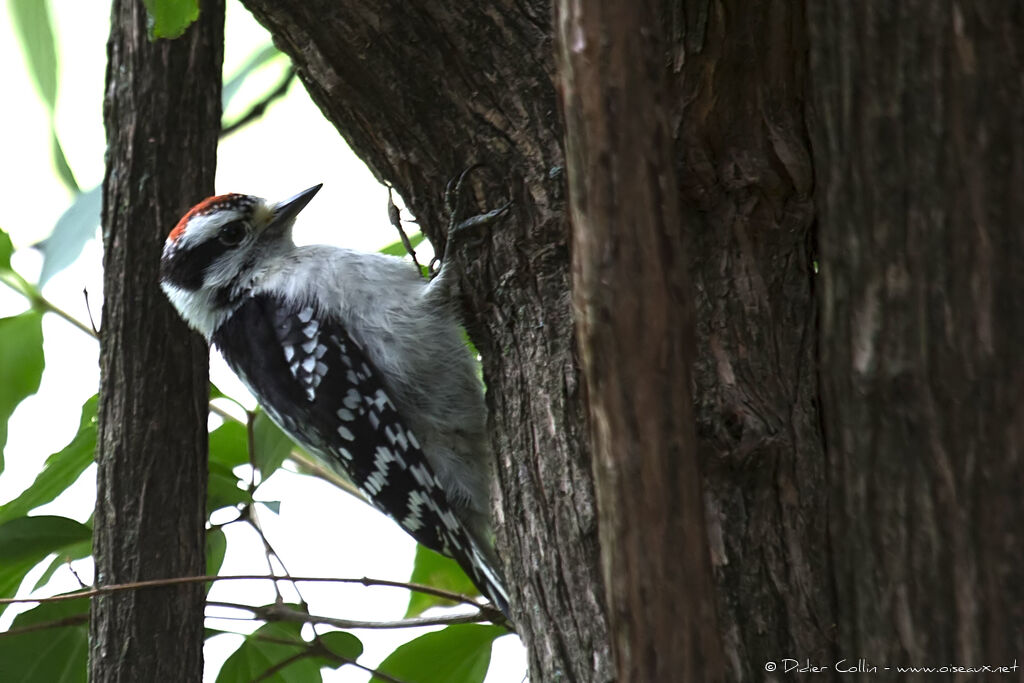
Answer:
[207,527,227,576]
[0,556,43,613]
[405,544,480,617]
[0,229,13,271]
[216,621,323,683]
[258,500,281,515]
[0,311,45,470]
[252,411,292,480]
[142,0,200,39]
[0,516,91,564]
[8,0,58,110]
[0,516,91,616]
[35,187,100,285]
[208,460,252,513]
[315,630,363,665]
[206,527,227,592]
[0,232,35,301]
[205,626,230,640]
[50,131,79,193]
[209,420,248,470]
[210,383,245,409]
[0,596,88,683]
[373,625,506,683]
[8,0,80,194]
[223,44,284,109]
[32,539,91,591]
[0,395,97,525]
[378,232,425,258]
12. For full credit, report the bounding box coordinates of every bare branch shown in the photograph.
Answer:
[209,599,491,630]
[0,573,484,609]
[220,69,296,138]
[386,185,423,272]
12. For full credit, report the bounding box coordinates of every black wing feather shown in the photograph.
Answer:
[212,294,509,615]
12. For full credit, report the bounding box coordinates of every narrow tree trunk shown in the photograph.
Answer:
[91,1,223,680]
[555,1,725,680]
[809,2,1024,674]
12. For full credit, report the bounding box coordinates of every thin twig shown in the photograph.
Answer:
[67,561,88,589]
[0,272,96,339]
[0,573,483,608]
[386,185,422,271]
[208,599,490,630]
[324,651,407,683]
[251,649,314,683]
[248,634,408,683]
[82,287,99,335]
[242,411,295,605]
[283,447,364,499]
[221,70,297,138]
[246,410,259,491]
[206,400,363,499]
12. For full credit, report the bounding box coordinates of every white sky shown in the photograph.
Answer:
[0,2,525,680]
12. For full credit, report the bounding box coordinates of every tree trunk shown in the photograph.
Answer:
[809,2,1024,675]
[555,1,724,680]
[91,1,223,680]
[238,1,612,679]
[671,2,832,679]
[239,0,830,679]
[233,1,1024,679]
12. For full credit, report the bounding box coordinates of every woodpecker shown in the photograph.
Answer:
[159,184,509,617]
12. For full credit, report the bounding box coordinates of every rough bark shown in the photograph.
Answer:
[91,1,223,680]
[555,1,725,680]
[809,2,1024,675]
[666,2,832,679]
[237,1,611,680]
[237,0,832,679]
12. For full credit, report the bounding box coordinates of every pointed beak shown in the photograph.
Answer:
[271,184,322,228]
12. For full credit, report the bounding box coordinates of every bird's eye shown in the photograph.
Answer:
[218,220,247,246]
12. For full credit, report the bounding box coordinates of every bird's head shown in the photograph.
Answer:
[160,184,322,338]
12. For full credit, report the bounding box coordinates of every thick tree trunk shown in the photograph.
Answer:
[670,2,832,679]
[237,1,1024,679]
[809,3,1024,675]
[91,1,223,680]
[238,1,612,680]
[555,1,724,680]
[240,0,829,679]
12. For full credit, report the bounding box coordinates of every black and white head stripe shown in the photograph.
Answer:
[160,193,262,292]
[212,293,510,615]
